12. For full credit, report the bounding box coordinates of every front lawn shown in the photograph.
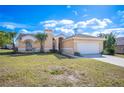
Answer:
[0,49,124,87]
[115,54,124,58]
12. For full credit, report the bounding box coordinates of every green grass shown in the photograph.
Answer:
[115,54,124,58]
[0,49,124,87]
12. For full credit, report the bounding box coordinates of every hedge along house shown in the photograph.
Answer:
[15,30,105,55]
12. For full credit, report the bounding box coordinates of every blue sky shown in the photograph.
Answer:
[0,5,124,37]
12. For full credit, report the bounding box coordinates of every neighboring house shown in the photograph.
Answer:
[2,44,13,49]
[116,37,124,54]
[5,44,13,49]
[15,30,105,55]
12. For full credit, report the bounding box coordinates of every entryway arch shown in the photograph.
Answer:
[25,40,33,51]
[58,37,64,52]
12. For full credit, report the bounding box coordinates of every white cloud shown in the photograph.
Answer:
[59,19,74,25]
[55,27,74,34]
[92,28,124,37]
[40,18,113,36]
[41,19,74,29]
[44,23,56,28]
[92,31,102,36]
[82,32,91,35]
[75,18,112,29]
[40,20,57,28]
[0,22,28,30]
[3,24,16,30]
[74,21,87,28]
[20,29,29,33]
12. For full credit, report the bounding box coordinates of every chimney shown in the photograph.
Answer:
[44,29,53,52]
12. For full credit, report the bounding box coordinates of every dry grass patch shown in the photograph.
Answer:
[115,54,124,58]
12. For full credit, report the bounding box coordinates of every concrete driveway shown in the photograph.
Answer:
[92,55,124,67]
[65,54,124,67]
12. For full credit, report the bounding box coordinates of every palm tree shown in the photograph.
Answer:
[9,32,17,52]
[35,33,47,52]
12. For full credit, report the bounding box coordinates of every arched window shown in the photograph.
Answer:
[25,40,32,51]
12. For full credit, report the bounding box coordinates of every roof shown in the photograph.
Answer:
[15,33,35,41]
[116,37,124,45]
[54,33,65,38]
[65,34,98,39]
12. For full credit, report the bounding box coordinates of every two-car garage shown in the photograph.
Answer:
[62,35,104,55]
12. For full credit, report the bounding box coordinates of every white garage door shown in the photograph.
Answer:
[77,42,100,54]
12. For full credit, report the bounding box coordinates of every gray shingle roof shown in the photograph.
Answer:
[116,37,124,45]
[65,34,97,39]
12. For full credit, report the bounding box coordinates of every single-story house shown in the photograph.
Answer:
[15,30,105,55]
[115,37,124,54]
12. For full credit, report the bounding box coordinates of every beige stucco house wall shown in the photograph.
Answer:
[62,38,74,54]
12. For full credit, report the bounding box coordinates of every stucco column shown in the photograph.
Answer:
[44,30,53,52]
[55,38,59,50]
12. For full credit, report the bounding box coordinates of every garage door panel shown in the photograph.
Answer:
[77,42,100,54]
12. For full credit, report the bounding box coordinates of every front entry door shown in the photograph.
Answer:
[58,37,63,52]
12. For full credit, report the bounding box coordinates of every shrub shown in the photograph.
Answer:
[103,48,115,55]
[107,48,115,55]
[49,49,58,53]
[74,52,81,56]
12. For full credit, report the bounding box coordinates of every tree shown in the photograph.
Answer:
[0,31,11,48]
[97,33,106,38]
[98,32,117,55]
[105,33,116,49]
[0,31,5,47]
[0,31,16,52]
[35,33,47,52]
